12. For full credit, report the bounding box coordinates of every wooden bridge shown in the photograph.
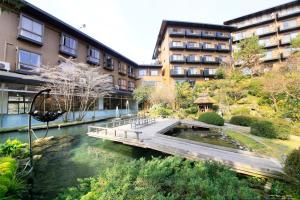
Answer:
[87,118,285,179]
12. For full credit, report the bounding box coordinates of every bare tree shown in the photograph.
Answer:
[150,84,175,107]
[36,57,113,121]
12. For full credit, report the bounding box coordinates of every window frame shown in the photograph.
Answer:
[87,46,100,65]
[59,33,78,57]
[18,13,44,45]
[17,48,41,74]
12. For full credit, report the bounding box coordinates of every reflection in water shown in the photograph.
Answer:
[0,120,165,200]
[165,126,239,149]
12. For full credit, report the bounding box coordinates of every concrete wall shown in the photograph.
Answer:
[0,109,137,129]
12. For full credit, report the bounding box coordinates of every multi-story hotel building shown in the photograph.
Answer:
[224,0,300,69]
[152,20,235,85]
[0,1,138,126]
[136,64,163,87]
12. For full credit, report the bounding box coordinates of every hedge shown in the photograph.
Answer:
[229,115,258,127]
[284,148,300,182]
[198,112,224,126]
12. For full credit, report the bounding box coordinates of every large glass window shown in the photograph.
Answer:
[150,70,159,76]
[138,69,147,77]
[60,34,77,56]
[87,46,100,64]
[19,15,43,43]
[118,79,127,90]
[18,49,41,72]
[8,95,31,114]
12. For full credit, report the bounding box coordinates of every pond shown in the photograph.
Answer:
[0,119,165,200]
[164,125,240,149]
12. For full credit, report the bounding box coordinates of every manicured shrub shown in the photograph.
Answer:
[56,157,260,199]
[250,119,291,140]
[250,120,277,138]
[284,148,300,182]
[230,115,257,127]
[184,106,198,114]
[198,112,224,126]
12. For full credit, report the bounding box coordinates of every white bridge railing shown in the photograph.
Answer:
[88,126,142,141]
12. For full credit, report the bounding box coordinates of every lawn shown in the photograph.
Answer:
[225,130,300,162]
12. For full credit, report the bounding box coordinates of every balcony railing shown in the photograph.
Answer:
[281,36,292,45]
[201,56,219,64]
[255,27,277,36]
[278,7,300,18]
[216,32,231,40]
[217,45,230,52]
[170,69,185,77]
[170,55,185,63]
[187,69,203,77]
[169,42,186,49]
[281,49,292,58]
[264,41,278,48]
[279,22,300,31]
[169,29,185,37]
[261,53,281,62]
[203,70,216,77]
[202,44,217,51]
[201,32,216,38]
[186,43,202,50]
[185,29,201,37]
[186,56,201,63]
[59,45,77,57]
[128,72,136,78]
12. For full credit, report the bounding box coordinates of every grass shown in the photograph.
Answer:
[225,130,265,151]
[225,130,300,162]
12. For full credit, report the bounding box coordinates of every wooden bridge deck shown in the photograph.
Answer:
[87,118,285,179]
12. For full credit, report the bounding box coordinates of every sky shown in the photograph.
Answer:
[27,0,292,64]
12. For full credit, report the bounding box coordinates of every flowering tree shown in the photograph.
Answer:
[37,57,113,121]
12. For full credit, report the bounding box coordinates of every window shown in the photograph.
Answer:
[118,79,127,90]
[282,19,297,30]
[128,66,135,76]
[138,69,147,77]
[189,68,197,74]
[171,41,184,47]
[87,46,100,64]
[19,14,43,44]
[128,81,135,91]
[104,56,114,69]
[118,63,127,74]
[60,34,77,57]
[8,95,31,114]
[150,70,159,76]
[171,54,184,60]
[18,49,41,72]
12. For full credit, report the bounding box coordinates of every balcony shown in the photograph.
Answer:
[201,31,216,39]
[281,49,292,59]
[169,42,186,50]
[201,56,219,64]
[87,56,100,65]
[185,29,201,37]
[170,68,185,77]
[261,53,281,62]
[118,68,127,75]
[217,45,230,52]
[202,44,217,51]
[170,55,185,63]
[279,21,300,32]
[216,32,231,40]
[264,41,278,48]
[128,72,136,79]
[278,7,300,19]
[169,29,185,37]
[280,36,292,45]
[186,56,201,63]
[187,69,203,77]
[255,27,277,37]
[203,69,216,77]
[59,45,77,58]
[186,43,202,50]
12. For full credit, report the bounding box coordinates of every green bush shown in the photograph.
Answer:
[198,112,224,126]
[0,157,24,198]
[231,107,250,115]
[250,120,291,139]
[284,148,300,182]
[0,139,29,158]
[149,104,173,117]
[184,106,198,115]
[291,123,300,136]
[230,115,258,127]
[250,120,277,138]
[56,157,260,200]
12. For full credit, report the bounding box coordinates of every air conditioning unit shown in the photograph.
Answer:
[0,61,10,71]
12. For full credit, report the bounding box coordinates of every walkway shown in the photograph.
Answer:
[87,118,285,179]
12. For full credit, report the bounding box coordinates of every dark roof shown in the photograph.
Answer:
[20,0,138,67]
[152,20,236,59]
[224,0,300,25]
[137,64,162,68]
